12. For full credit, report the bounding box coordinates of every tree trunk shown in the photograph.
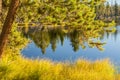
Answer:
[0,0,2,22]
[0,0,19,57]
[0,0,2,14]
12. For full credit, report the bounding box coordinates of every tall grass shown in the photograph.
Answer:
[0,56,116,80]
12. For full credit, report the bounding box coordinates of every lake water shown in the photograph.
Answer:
[22,25,120,65]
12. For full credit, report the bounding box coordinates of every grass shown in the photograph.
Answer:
[0,55,117,80]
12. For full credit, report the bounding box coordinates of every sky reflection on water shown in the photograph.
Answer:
[22,25,120,65]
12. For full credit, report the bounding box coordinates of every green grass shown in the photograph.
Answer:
[0,55,117,80]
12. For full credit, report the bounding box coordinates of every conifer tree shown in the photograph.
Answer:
[0,0,19,57]
[114,0,119,19]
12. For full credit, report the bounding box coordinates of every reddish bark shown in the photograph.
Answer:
[0,0,20,57]
[0,0,2,14]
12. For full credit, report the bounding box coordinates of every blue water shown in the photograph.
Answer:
[22,26,120,64]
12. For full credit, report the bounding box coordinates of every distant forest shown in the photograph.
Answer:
[95,1,120,23]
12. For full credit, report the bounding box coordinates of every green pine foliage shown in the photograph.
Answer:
[3,23,29,59]
[0,0,115,56]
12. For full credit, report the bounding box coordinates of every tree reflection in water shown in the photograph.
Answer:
[22,25,115,54]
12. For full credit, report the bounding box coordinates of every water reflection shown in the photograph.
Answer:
[22,25,120,65]
[103,26,119,42]
[23,27,107,54]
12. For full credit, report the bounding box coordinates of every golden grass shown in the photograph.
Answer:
[0,56,117,80]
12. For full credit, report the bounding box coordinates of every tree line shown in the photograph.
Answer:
[95,1,120,23]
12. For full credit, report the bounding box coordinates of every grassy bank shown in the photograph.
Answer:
[0,56,117,80]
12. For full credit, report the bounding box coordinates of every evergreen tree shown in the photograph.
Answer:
[0,0,2,14]
[114,0,119,19]
[0,0,115,57]
[0,0,19,57]
[106,2,111,18]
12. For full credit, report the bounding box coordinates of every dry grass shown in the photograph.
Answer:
[0,55,117,80]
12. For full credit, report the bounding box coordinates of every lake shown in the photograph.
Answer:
[22,25,120,65]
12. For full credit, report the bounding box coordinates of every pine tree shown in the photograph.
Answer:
[0,0,19,57]
[114,0,119,20]
[0,0,2,14]
[106,2,111,18]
